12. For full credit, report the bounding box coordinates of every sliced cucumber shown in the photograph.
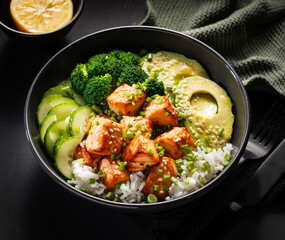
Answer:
[54,132,71,151]
[45,82,87,106]
[37,95,75,124]
[44,118,69,142]
[54,136,80,179]
[44,130,61,158]
[43,85,74,99]
[72,92,87,106]
[39,113,57,143]
[47,102,79,120]
[69,106,94,141]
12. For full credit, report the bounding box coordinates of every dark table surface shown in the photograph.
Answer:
[1,1,285,239]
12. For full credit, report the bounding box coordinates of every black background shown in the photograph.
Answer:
[1,0,285,239]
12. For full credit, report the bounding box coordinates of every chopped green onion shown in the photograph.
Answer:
[80,187,86,192]
[166,84,173,91]
[136,123,142,129]
[145,132,152,138]
[129,128,135,132]
[147,194,157,203]
[157,169,163,176]
[115,153,122,160]
[164,112,169,116]
[146,97,152,102]
[158,150,165,156]
[127,131,134,139]
[97,170,103,176]
[89,178,96,184]
[141,125,147,132]
[203,161,211,170]
[182,144,192,153]
[89,129,93,135]
[147,148,154,155]
[163,185,169,191]
[164,175,171,181]
[190,168,199,174]
[171,177,178,185]
[205,136,211,143]
[79,159,84,165]
[147,53,153,62]
[217,127,224,136]
[113,197,120,202]
[175,159,183,165]
[155,96,163,104]
[150,180,153,184]
[106,192,113,199]
[94,120,99,126]
[178,112,187,119]
[139,112,146,117]
[186,161,194,167]
[222,160,229,166]
[89,112,95,118]
[199,176,204,183]
[136,89,142,97]
[184,179,190,184]
[119,161,127,171]
[170,93,176,103]
[205,147,212,153]
[122,129,127,138]
[177,167,183,173]
[128,122,133,127]
[115,182,122,189]
[225,154,232,160]
[153,185,159,191]
[91,104,103,114]
[117,114,123,121]
[110,153,115,160]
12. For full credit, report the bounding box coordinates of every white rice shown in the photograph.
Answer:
[69,143,232,203]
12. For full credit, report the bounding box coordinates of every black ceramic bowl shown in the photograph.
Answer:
[0,0,84,44]
[25,26,250,212]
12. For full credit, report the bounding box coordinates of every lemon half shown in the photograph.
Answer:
[10,0,73,33]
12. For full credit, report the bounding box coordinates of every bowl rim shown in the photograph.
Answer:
[24,25,250,211]
[0,0,84,36]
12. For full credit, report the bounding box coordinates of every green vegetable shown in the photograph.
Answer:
[142,77,165,97]
[153,185,159,191]
[147,148,154,155]
[217,127,225,136]
[157,169,163,176]
[106,192,113,199]
[182,144,192,153]
[147,194,157,203]
[164,175,171,181]
[117,65,148,86]
[83,73,113,110]
[89,178,96,184]
[70,63,89,94]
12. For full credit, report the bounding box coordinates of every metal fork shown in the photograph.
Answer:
[239,101,283,164]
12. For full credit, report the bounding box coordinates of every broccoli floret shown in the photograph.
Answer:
[104,56,125,78]
[70,63,89,94]
[109,49,140,65]
[118,65,148,86]
[83,73,113,110]
[143,77,165,97]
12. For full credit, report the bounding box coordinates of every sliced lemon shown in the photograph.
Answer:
[10,0,73,33]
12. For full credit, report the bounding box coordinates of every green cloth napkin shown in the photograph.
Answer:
[141,0,285,97]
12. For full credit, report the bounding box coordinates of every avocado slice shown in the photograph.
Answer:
[141,51,209,86]
[175,76,234,148]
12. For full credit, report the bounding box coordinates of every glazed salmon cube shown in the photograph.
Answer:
[85,117,123,155]
[107,84,146,116]
[122,135,159,172]
[142,96,179,127]
[74,140,102,167]
[154,127,195,159]
[99,157,131,192]
[120,116,153,144]
[142,156,178,200]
